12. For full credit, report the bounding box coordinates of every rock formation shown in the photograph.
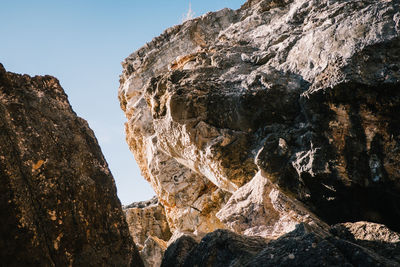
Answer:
[124,196,172,250]
[0,64,143,266]
[162,222,399,266]
[119,0,400,265]
[124,196,171,266]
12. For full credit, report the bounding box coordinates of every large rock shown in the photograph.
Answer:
[179,229,268,267]
[0,64,143,266]
[119,0,400,242]
[246,223,399,267]
[161,222,400,266]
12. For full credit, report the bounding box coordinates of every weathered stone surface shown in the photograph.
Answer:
[119,0,400,242]
[124,196,171,266]
[216,171,328,239]
[161,235,198,267]
[124,196,172,250]
[161,223,400,266]
[0,64,143,266]
[182,229,268,267]
[247,223,399,267]
[124,195,159,209]
[140,236,167,267]
[331,221,400,264]
[119,8,236,238]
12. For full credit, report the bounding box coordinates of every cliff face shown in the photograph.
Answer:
[0,64,143,266]
[119,0,400,265]
[120,0,399,235]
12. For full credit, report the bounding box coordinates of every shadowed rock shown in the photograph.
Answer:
[0,64,143,266]
[182,229,267,267]
[161,223,400,266]
[161,235,198,267]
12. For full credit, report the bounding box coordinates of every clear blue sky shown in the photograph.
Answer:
[0,0,244,205]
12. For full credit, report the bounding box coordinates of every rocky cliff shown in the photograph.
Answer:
[0,64,143,266]
[119,0,400,265]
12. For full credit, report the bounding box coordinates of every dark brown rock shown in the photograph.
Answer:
[0,63,143,266]
[164,229,268,267]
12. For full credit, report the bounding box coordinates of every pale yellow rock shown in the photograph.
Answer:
[124,200,171,249]
[216,171,327,239]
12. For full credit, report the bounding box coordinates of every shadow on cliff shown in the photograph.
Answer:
[300,81,400,233]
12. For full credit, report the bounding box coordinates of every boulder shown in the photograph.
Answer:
[0,64,143,266]
[161,223,400,266]
[124,196,171,265]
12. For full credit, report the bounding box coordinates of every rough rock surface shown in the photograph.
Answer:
[139,236,167,267]
[124,196,172,250]
[124,196,171,266]
[161,222,400,266]
[331,221,400,264]
[160,235,198,267]
[0,64,143,267]
[216,171,328,238]
[119,0,400,265]
[120,0,400,233]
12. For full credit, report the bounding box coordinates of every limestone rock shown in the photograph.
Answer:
[216,171,328,239]
[124,197,171,266]
[0,64,143,266]
[124,196,172,250]
[124,195,159,209]
[119,0,400,242]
